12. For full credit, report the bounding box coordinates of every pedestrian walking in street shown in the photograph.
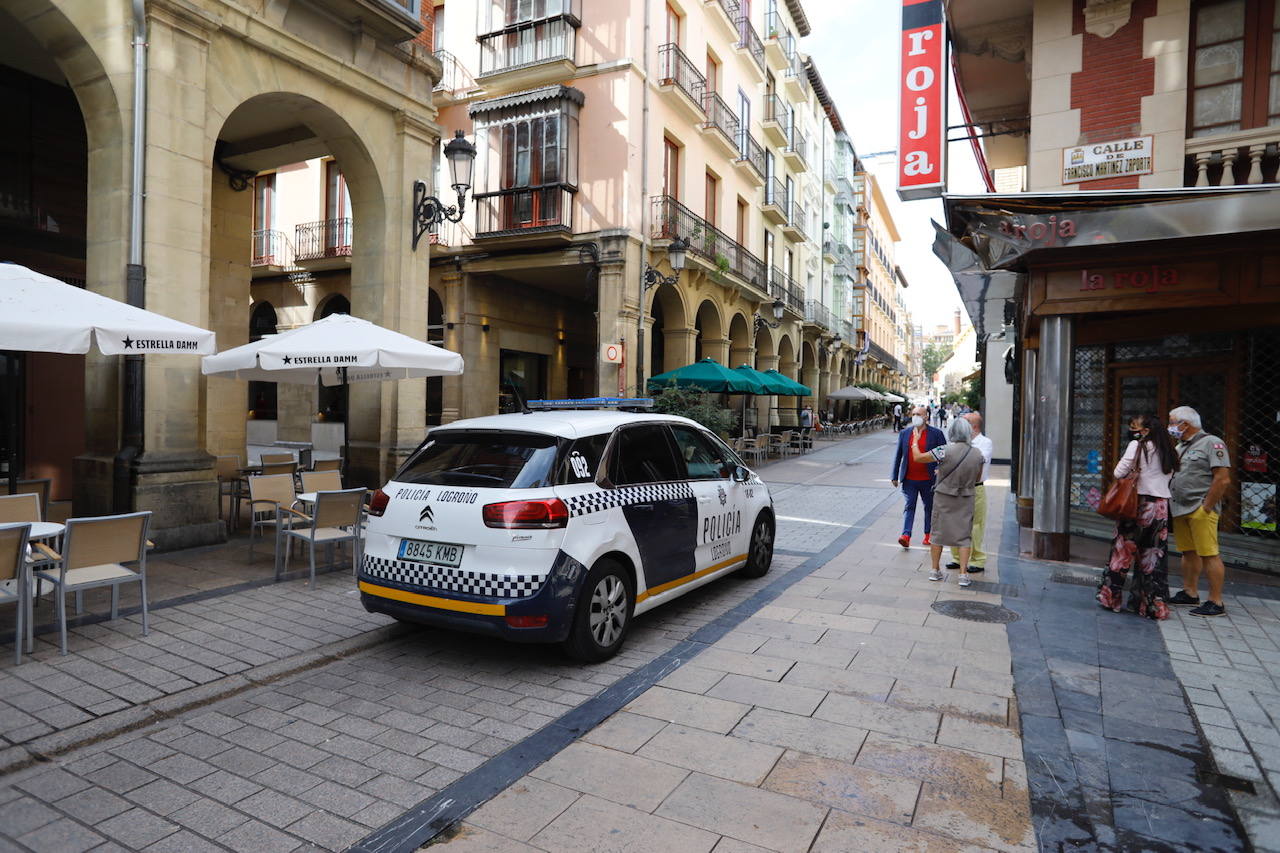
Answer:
[893,402,903,431]
[891,406,945,550]
[945,412,993,573]
[1097,413,1178,619]
[911,417,985,587]
[1167,406,1233,617]
[800,405,814,429]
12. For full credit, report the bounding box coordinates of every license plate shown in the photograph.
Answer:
[397,539,464,568]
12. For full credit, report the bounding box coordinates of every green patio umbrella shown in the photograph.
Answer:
[647,358,767,394]
[762,369,812,396]
[733,364,794,395]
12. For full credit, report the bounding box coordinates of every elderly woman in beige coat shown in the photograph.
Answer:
[910,417,986,587]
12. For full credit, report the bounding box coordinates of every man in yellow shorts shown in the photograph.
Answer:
[1167,406,1232,617]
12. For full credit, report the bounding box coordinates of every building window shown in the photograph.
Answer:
[764,230,775,271]
[252,174,276,265]
[433,2,446,50]
[663,137,680,200]
[477,0,580,75]
[471,86,582,234]
[666,2,681,47]
[704,171,718,227]
[1189,0,1280,135]
[323,161,352,255]
[736,197,748,246]
[705,52,720,94]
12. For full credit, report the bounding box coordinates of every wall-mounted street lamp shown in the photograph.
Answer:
[411,130,478,251]
[754,299,786,332]
[643,237,689,289]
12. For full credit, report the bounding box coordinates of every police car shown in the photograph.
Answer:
[357,403,774,661]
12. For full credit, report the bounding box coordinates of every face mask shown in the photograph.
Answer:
[1168,425,1182,438]
[1128,430,1143,441]
[911,416,924,428]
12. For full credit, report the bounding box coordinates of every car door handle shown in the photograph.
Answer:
[632,503,654,510]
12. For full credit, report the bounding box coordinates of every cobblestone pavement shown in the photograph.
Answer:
[0,436,881,852]
[432,437,1036,853]
[1161,592,1280,850]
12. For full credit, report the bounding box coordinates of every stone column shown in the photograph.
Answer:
[439,264,465,423]
[347,112,434,487]
[205,174,252,459]
[700,336,731,365]
[1033,316,1073,560]
[663,328,698,372]
[594,231,634,397]
[755,353,779,432]
[729,340,755,369]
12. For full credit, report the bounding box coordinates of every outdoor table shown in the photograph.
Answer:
[28,521,65,541]
[296,492,317,506]
[21,521,65,653]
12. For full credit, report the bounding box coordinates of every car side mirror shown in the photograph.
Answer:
[732,466,751,483]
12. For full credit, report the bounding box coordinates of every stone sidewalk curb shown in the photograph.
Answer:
[0,622,409,775]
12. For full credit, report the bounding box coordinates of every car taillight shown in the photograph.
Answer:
[505,614,549,628]
[367,488,390,517]
[482,498,569,529]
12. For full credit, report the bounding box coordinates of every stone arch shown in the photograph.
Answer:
[315,293,352,320]
[727,312,753,368]
[777,334,797,379]
[693,299,726,363]
[649,282,691,375]
[427,287,445,426]
[753,325,777,367]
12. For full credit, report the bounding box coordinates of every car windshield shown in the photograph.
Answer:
[396,431,560,488]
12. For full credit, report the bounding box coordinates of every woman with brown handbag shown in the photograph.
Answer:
[1097,413,1180,619]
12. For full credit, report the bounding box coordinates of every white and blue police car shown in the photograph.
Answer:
[357,402,774,661]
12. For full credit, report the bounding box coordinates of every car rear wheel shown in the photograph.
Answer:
[739,513,774,579]
[563,558,633,662]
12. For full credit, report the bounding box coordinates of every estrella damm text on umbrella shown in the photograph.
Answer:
[124,337,202,350]
[280,354,361,365]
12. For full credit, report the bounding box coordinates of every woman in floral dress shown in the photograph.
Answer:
[1098,413,1179,619]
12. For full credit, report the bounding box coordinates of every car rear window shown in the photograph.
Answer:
[396,431,560,488]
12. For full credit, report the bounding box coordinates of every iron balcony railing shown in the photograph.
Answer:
[804,299,830,330]
[251,229,290,266]
[789,202,806,238]
[764,10,793,49]
[710,0,741,22]
[769,266,804,313]
[474,184,574,236]
[294,218,351,261]
[478,15,577,76]
[786,127,808,166]
[702,91,740,146]
[764,93,790,130]
[652,195,768,292]
[867,340,895,368]
[735,129,765,178]
[433,48,475,93]
[657,43,705,108]
[763,176,785,207]
[784,49,808,96]
[735,16,765,74]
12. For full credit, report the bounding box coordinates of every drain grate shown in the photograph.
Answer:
[931,600,1021,624]
[1197,768,1257,795]
[1051,571,1099,587]
[963,580,1021,598]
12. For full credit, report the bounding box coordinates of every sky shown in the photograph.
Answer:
[804,0,987,331]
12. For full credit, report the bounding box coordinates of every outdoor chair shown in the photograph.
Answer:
[260,452,293,465]
[5,478,50,520]
[769,430,794,457]
[0,493,42,524]
[261,460,297,477]
[748,436,769,464]
[246,473,303,563]
[34,512,151,656]
[300,470,343,493]
[312,458,342,472]
[214,455,242,530]
[0,523,31,665]
[281,488,366,588]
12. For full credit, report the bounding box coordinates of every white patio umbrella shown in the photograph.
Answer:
[201,313,464,465]
[1,262,217,496]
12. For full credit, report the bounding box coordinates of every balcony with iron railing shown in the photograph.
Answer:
[781,201,806,242]
[657,43,706,121]
[652,195,768,296]
[762,10,794,71]
[310,0,422,44]
[804,299,831,330]
[473,184,574,241]
[769,266,804,315]
[782,126,808,171]
[251,229,291,268]
[477,13,578,92]
[735,16,766,78]
[733,129,766,186]
[1184,127,1280,186]
[705,0,741,43]
[294,218,352,263]
[432,48,477,102]
[782,49,809,101]
[701,90,740,158]
[762,177,787,224]
[762,94,790,147]
[867,340,896,370]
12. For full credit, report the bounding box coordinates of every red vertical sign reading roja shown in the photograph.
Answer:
[898,0,946,200]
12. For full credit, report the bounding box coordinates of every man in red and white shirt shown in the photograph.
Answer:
[891,405,946,549]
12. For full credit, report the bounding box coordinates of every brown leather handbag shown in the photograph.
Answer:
[1098,447,1141,521]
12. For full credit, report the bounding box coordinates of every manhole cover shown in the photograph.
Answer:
[931,600,1021,624]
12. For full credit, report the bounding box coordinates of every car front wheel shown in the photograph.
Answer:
[563,558,633,662]
[739,513,774,579]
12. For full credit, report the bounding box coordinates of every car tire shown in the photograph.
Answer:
[563,558,634,663]
[738,513,774,579]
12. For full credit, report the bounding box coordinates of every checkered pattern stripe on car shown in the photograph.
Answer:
[564,482,696,518]
[362,555,545,598]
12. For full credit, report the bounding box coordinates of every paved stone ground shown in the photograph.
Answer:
[433,440,1036,853]
[0,436,877,852]
[1161,592,1280,849]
